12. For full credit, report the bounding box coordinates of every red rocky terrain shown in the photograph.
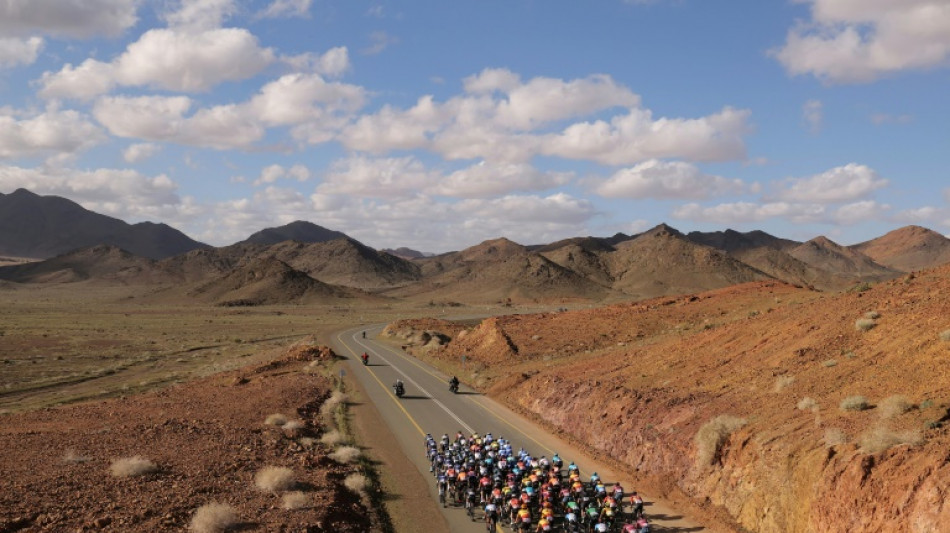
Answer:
[0,343,379,533]
[392,269,950,533]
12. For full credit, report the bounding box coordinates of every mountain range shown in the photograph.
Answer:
[2,188,949,305]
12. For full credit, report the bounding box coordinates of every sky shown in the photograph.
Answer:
[0,0,948,253]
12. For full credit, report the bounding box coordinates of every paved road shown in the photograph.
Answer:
[332,325,708,533]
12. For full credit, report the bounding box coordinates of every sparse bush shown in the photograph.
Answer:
[694,415,747,466]
[298,437,316,448]
[190,502,238,533]
[282,491,310,510]
[879,395,913,418]
[824,428,848,446]
[254,466,295,492]
[109,456,157,478]
[62,450,91,464]
[282,420,305,434]
[859,426,923,453]
[855,318,876,332]
[773,375,795,392]
[844,350,857,359]
[840,395,869,411]
[920,399,935,409]
[320,429,344,446]
[319,391,347,419]
[822,359,838,368]
[344,473,367,494]
[864,311,881,320]
[264,413,288,427]
[329,445,361,464]
[797,397,819,411]
[940,330,950,342]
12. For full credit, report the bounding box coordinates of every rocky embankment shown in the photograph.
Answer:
[397,277,950,532]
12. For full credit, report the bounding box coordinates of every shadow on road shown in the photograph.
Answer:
[397,395,431,400]
[451,391,481,396]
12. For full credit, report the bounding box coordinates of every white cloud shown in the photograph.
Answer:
[93,95,264,149]
[341,70,744,165]
[165,0,236,31]
[0,37,43,68]
[114,28,275,92]
[773,0,950,83]
[833,200,890,224]
[774,163,888,203]
[545,106,751,165]
[594,159,744,200]
[283,46,351,77]
[123,143,162,163]
[673,201,827,224]
[250,73,366,126]
[318,156,439,198]
[803,99,823,134]
[0,107,104,159]
[0,0,138,38]
[40,27,276,99]
[38,59,116,101]
[436,161,573,199]
[259,0,312,18]
[253,163,311,186]
[363,31,399,55]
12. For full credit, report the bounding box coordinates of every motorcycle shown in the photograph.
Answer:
[361,353,369,365]
[394,382,405,397]
[449,382,459,394]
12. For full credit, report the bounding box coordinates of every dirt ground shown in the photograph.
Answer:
[0,343,377,533]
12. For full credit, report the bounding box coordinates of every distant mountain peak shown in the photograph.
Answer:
[238,221,349,246]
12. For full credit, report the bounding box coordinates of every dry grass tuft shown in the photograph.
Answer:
[320,429,344,446]
[773,375,795,392]
[821,359,838,368]
[319,391,347,419]
[855,318,876,332]
[797,397,819,411]
[940,329,950,342]
[879,395,913,418]
[824,428,848,446]
[109,456,158,478]
[264,413,288,427]
[840,395,869,411]
[859,425,923,453]
[282,491,310,510]
[190,502,239,533]
[254,466,296,492]
[329,445,361,464]
[344,473,367,494]
[62,450,91,464]
[694,415,747,466]
[298,437,316,448]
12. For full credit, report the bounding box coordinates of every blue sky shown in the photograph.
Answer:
[0,0,948,252]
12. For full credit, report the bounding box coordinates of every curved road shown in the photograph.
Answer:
[332,325,707,533]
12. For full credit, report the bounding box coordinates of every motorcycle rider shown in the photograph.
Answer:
[361,352,369,365]
[449,375,460,392]
[393,379,404,396]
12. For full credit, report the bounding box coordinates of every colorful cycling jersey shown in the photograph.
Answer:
[594,524,609,532]
[484,503,497,515]
[537,518,552,531]
[517,508,531,521]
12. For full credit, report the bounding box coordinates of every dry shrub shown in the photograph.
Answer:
[320,429,344,446]
[344,473,367,494]
[319,391,347,419]
[298,437,316,448]
[694,415,747,466]
[773,375,795,393]
[939,329,950,342]
[822,359,838,368]
[109,456,157,478]
[797,397,819,411]
[282,491,310,510]
[840,395,869,411]
[864,311,881,320]
[855,318,876,332]
[254,466,295,492]
[62,450,91,464]
[879,395,913,418]
[190,502,238,533]
[282,420,305,435]
[824,428,848,446]
[859,426,923,453]
[265,413,288,427]
[329,446,361,464]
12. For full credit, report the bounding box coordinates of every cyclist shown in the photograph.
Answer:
[484,501,499,531]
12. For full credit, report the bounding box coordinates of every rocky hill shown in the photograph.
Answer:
[0,245,165,284]
[789,236,898,282]
[851,225,950,272]
[0,189,207,260]
[400,264,950,533]
[236,220,348,246]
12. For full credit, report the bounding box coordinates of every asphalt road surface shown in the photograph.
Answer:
[333,325,708,533]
